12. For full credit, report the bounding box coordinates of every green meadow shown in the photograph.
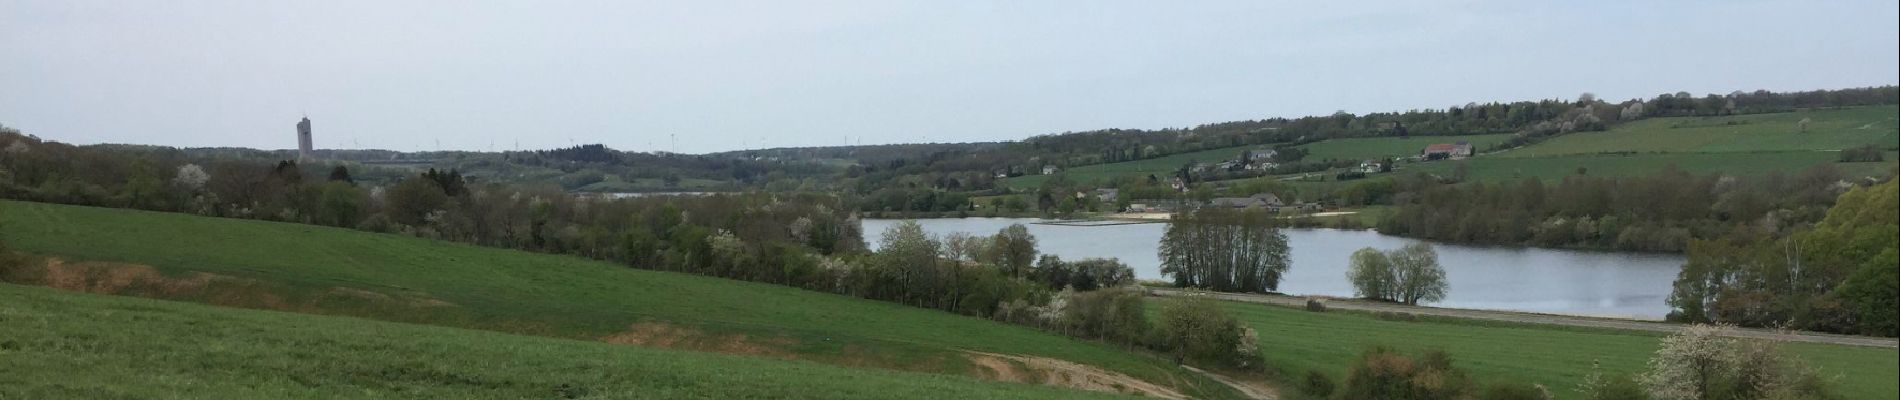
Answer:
[0,200,1239,399]
[0,284,1129,399]
[1193,299,1899,400]
[1503,105,1898,158]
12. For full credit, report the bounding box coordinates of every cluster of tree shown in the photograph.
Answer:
[1837,145,1886,163]
[1379,165,1859,252]
[873,222,1263,370]
[1346,244,1450,305]
[1642,87,1898,118]
[1667,179,1896,337]
[854,187,974,214]
[1034,255,1136,291]
[1573,325,1839,400]
[1159,208,1292,293]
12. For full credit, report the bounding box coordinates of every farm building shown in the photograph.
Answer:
[1205,193,1284,211]
[1421,141,1474,160]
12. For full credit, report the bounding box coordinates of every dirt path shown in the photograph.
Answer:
[1147,288,1899,349]
[962,351,1188,400]
[1181,365,1276,400]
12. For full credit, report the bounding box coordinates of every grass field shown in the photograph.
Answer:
[1503,106,1899,158]
[0,200,1237,399]
[0,284,1126,399]
[1006,134,1515,190]
[1405,150,1898,183]
[1015,107,1896,191]
[1296,133,1516,162]
[1195,299,1899,400]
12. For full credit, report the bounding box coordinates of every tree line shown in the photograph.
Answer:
[1379,165,1862,252]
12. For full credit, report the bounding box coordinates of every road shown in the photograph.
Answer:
[1146,287,1899,349]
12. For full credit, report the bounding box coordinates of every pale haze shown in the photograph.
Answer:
[3,0,1896,154]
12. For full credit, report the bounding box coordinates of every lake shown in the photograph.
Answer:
[863,218,1686,320]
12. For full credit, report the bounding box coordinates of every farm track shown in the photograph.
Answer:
[1146,288,1899,349]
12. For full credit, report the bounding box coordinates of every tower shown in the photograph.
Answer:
[296,116,313,161]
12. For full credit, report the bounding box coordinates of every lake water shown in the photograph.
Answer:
[863,218,1685,320]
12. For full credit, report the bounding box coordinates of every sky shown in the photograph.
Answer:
[3,1,1896,154]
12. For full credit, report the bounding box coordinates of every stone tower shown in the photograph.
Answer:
[296,117,313,161]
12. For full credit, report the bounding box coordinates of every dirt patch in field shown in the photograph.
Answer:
[963,351,1188,400]
[38,258,240,295]
[12,257,454,313]
[1182,365,1278,400]
[602,321,798,358]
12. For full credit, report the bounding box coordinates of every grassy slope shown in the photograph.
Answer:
[0,284,1129,400]
[0,200,1235,399]
[1405,150,1899,183]
[1208,107,1898,188]
[1201,300,1898,400]
[1295,133,1516,162]
[1503,105,1899,157]
[1006,134,1515,189]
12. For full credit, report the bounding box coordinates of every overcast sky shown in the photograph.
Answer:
[3,1,1896,154]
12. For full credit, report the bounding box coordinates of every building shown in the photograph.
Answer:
[1206,193,1285,211]
[1041,165,1059,175]
[1355,160,1383,174]
[1094,188,1119,203]
[1420,141,1473,160]
[296,117,314,161]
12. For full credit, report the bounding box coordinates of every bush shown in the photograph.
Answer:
[1058,286,1151,343]
[1638,324,1838,400]
[1300,370,1337,398]
[1577,368,1649,400]
[1838,145,1885,162]
[1480,381,1550,400]
[1304,297,1327,312]
[1341,346,1474,400]
[1157,295,1255,369]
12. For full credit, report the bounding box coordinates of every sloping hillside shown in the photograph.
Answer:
[0,284,1127,399]
[1501,105,1898,157]
[0,200,1237,399]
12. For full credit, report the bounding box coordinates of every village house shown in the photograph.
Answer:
[1420,141,1474,160]
[1246,148,1278,161]
[1355,160,1383,174]
[1094,188,1119,203]
[1205,193,1285,211]
[1041,165,1059,175]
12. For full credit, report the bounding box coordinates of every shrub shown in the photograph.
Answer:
[1481,381,1550,400]
[1157,295,1254,369]
[1058,286,1151,343]
[1639,324,1838,400]
[1341,346,1474,400]
[1300,370,1337,398]
[1837,145,1885,162]
[1577,366,1649,400]
[1305,297,1327,312]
